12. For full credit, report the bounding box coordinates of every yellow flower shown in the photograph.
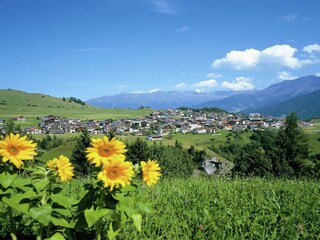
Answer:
[86,137,127,167]
[47,159,57,169]
[97,158,134,191]
[141,160,161,186]
[48,155,74,182]
[0,133,37,168]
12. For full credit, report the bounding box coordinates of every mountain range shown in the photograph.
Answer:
[86,75,320,119]
[86,90,247,109]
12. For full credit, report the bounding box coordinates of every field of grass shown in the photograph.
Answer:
[0,89,152,126]
[12,176,311,239]
[1,177,318,239]
[116,177,320,239]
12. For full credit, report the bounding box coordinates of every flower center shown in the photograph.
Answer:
[108,167,120,179]
[9,146,19,156]
[99,146,113,157]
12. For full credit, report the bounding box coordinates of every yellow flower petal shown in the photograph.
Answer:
[141,160,161,186]
[0,133,37,168]
[98,158,134,191]
[86,137,127,167]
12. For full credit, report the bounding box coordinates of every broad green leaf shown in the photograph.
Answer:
[2,194,30,213]
[52,208,71,217]
[0,171,17,189]
[84,207,110,228]
[34,179,49,193]
[51,217,72,228]
[29,204,52,226]
[107,222,121,240]
[12,178,32,191]
[138,201,154,214]
[131,214,142,232]
[47,232,65,240]
[51,193,78,209]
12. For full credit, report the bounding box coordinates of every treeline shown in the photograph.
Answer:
[211,112,320,178]
[62,96,85,105]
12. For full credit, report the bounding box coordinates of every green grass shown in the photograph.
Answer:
[117,177,320,239]
[37,142,76,163]
[0,89,152,126]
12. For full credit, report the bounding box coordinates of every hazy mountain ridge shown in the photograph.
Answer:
[245,89,320,119]
[195,75,320,113]
[86,90,245,109]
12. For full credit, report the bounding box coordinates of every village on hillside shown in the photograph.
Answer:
[0,109,313,138]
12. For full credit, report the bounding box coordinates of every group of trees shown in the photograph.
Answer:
[218,113,320,178]
[62,96,85,106]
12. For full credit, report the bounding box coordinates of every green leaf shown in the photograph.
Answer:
[51,193,78,209]
[0,171,17,189]
[107,222,120,240]
[12,178,32,191]
[52,208,71,217]
[138,201,154,214]
[47,232,66,240]
[33,179,49,193]
[131,214,142,232]
[84,207,110,228]
[51,217,72,228]
[29,204,52,226]
[2,194,30,213]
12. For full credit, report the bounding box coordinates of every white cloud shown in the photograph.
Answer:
[221,77,254,91]
[194,79,218,88]
[149,0,177,14]
[280,14,297,23]
[212,44,302,70]
[303,44,320,54]
[212,48,260,69]
[315,72,320,77]
[119,85,127,88]
[132,91,143,94]
[277,71,298,80]
[195,89,204,93]
[175,26,188,32]
[149,88,161,93]
[206,73,222,78]
[176,83,187,88]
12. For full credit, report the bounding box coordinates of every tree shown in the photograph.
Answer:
[274,112,309,175]
[126,138,150,164]
[232,143,272,177]
[70,130,92,176]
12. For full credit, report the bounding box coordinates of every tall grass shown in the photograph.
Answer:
[119,177,320,239]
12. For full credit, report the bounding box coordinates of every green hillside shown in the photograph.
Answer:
[258,89,320,119]
[0,89,153,126]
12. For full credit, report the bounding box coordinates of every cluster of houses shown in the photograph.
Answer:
[0,110,313,138]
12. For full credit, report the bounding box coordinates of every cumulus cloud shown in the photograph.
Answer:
[277,71,298,80]
[212,44,302,70]
[149,88,161,93]
[176,82,187,88]
[132,91,143,94]
[221,77,254,91]
[193,79,218,88]
[195,89,204,93]
[303,44,320,54]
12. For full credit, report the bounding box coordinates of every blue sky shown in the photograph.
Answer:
[0,0,319,100]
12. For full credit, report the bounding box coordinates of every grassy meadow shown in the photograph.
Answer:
[0,89,152,126]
